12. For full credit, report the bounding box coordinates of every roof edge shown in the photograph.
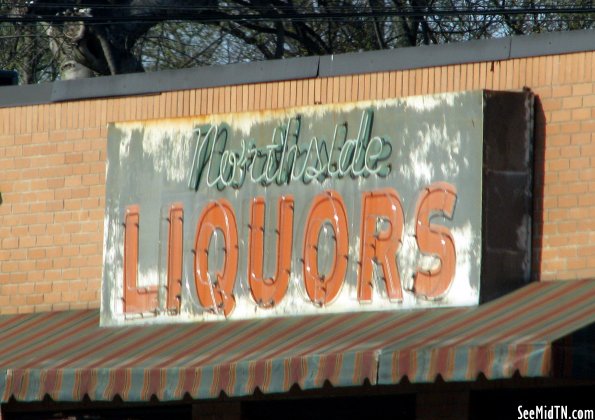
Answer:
[0,29,592,108]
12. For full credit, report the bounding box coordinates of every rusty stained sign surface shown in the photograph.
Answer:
[102,92,484,325]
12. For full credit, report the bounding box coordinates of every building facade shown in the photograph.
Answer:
[0,30,594,419]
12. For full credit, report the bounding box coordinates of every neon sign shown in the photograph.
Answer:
[102,93,486,325]
[187,110,391,191]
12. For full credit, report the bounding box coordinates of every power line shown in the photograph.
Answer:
[0,0,589,9]
[1,6,593,25]
[1,17,591,27]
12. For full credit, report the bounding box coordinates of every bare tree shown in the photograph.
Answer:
[1,0,593,83]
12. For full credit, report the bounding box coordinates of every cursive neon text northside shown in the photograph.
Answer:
[188,109,392,191]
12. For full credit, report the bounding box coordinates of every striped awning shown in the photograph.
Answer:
[1,279,593,403]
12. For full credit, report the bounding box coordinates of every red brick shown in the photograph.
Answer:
[562,96,582,108]
[560,122,581,134]
[25,294,44,305]
[568,207,589,220]
[547,159,569,171]
[572,108,591,121]
[560,146,580,158]
[584,95,595,107]
[61,290,78,302]
[65,153,83,164]
[551,110,571,122]
[35,259,53,270]
[567,258,587,270]
[558,220,577,232]
[52,303,70,311]
[541,97,562,111]
[580,168,595,181]
[43,292,62,304]
[2,237,19,249]
[582,120,595,133]
[572,83,593,95]
[578,195,595,206]
[552,85,572,97]
[15,134,32,145]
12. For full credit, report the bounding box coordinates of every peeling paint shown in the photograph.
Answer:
[448,222,481,303]
[404,93,458,112]
[102,91,485,325]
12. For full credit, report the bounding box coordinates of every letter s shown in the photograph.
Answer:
[413,182,457,300]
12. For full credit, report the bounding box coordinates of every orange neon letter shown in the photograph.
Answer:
[303,191,349,306]
[413,182,457,299]
[248,196,294,308]
[358,189,404,302]
[123,205,158,313]
[166,203,184,313]
[194,200,239,316]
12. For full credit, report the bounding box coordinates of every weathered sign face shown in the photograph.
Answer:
[102,92,485,325]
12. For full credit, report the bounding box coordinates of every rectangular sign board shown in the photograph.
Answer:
[101,91,532,325]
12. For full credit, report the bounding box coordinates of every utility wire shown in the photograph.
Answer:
[0,0,589,9]
[1,7,593,24]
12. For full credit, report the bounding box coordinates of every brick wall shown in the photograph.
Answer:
[0,51,593,314]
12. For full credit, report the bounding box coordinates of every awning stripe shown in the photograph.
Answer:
[499,294,595,343]
[325,309,463,356]
[436,282,593,346]
[0,311,98,364]
[195,316,320,366]
[2,316,102,367]
[1,279,593,402]
[127,319,256,369]
[245,311,393,361]
[388,279,585,351]
[97,322,238,368]
[378,280,595,383]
